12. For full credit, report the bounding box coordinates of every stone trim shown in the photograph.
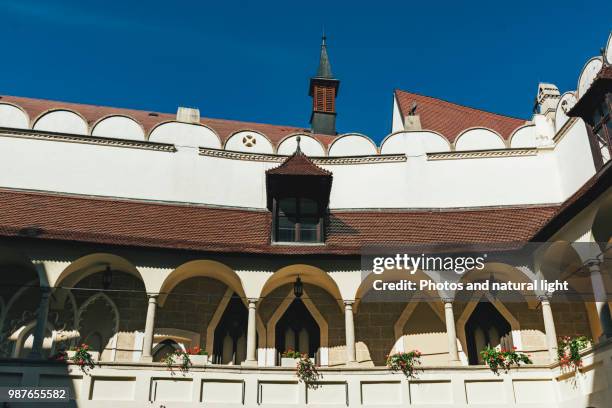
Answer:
[199,147,406,164]
[0,127,177,152]
[427,148,537,161]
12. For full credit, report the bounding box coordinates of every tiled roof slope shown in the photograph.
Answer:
[267,151,332,176]
[0,188,558,255]
[395,90,527,142]
[0,94,337,147]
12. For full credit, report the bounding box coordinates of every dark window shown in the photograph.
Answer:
[591,94,612,167]
[275,197,323,243]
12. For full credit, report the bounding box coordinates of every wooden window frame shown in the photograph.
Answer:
[272,197,324,243]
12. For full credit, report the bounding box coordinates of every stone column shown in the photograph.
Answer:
[539,295,558,361]
[141,294,158,362]
[244,298,258,366]
[589,263,612,339]
[344,301,356,365]
[443,300,460,362]
[28,286,51,359]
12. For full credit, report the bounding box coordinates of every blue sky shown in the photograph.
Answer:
[1,0,610,141]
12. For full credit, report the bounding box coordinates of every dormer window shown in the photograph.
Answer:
[266,137,332,244]
[275,197,324,243]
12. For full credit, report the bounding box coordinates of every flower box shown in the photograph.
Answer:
[66,350,99,361]
[190,354,208,365]
[281,357,300,367]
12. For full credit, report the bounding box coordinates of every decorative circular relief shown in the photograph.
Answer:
[242,135,257,147]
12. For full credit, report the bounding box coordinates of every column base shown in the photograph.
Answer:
[140,356,153,363]
[241,360,258,367]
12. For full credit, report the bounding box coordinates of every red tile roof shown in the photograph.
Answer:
[0,188,559,255]
[0,94,337,147]
[395,90,527,142]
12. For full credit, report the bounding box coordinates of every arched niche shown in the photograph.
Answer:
[91,115,145,140]
[148,121,221,148]
[265,288,329,366]
[554,92,577,132]
[456,292,521,365]
[454,128,505,151]
[276,134,326,156]
[509,125,537,148]
[77,293,120,358]
[328,133,377,156]
[224,130,274,154]
[380,131,450,156]
[33,109,88,135]
[0,103,29,129]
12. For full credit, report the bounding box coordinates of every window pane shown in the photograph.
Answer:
[277,215,297,242]
[300,217,320,243]
[300,198,318,215]
[278,198,297,216]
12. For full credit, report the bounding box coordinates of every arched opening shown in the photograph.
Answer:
[465,302,512,365]
[275,298,320,360]
[152,339,182,362]
[212,293,248,365]
[77,293,119,357]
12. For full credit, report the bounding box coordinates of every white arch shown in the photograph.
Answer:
[91,115,145,140]
[224,130,274,154]
[554,92,578,132]
[577,56,603,99]
[0,103,29,129]
[380,130,451,155]
[509,124,537,148]
[32,109,88,135]
[328,133,378,156]
[454,127,506,151]
[276,134,326,156]
[148,121,221,148]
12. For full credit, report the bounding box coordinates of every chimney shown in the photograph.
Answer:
[403,101,422,130]
[176,107,200,124]
[535,83,560,121]
[309,35,340,135]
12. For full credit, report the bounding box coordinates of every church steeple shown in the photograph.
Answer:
[309,34,339,135]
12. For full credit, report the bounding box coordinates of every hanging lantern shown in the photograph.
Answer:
[293,276,303,298]
[102,265,113,290]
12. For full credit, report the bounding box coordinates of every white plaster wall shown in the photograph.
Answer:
[455,128,505,151]
[224,131,274,154]
[391,95,404,133]
[553,119,596,198]
[148,122,221,148]
[91,116,145,140]
[0,132,570,209]
[0,104,29,129]
[277,135,325,156]
[380,131,450,156]
[328,134,377,156]
[33,110,88,135]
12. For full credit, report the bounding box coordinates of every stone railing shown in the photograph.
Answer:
[1,340,611,407]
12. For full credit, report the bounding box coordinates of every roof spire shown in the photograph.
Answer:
[316,30,333,79]
[295,135,302,154]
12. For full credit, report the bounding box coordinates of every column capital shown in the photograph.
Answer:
[247,298,259,305]
[343,300,355,307]
[442,297,455,304]
[537,294,551,303]
[146,293,159,302]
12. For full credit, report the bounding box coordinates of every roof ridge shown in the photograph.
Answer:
[394,89,527,122]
